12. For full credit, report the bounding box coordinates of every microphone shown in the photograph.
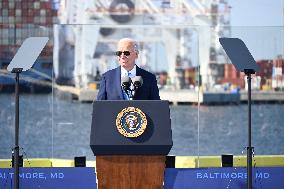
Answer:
[132,76,143,90]
[121,76,131,91]
[121,76,133,100]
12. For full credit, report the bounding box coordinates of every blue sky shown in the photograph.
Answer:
[227,0,284,60]
[228,0,283,26]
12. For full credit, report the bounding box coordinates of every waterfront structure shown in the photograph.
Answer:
[54,0,231,90]
[220,58,284,91]
[0,0,58,91]
[272,58,284,90]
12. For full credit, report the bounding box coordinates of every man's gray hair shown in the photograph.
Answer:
[118,38,139,53]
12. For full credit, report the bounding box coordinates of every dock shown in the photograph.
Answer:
[54,86,284,104]
[160,89,240,104]
[240,91,284,102]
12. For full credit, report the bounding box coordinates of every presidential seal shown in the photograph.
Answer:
[116,107,147,138]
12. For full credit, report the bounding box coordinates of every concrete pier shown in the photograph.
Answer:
[240,91,284,102]
[54,86,284,104]
[78,89,98,102]
[159,89,240,104]
[75,89,241,104]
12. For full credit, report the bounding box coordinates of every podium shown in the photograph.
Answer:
[90,100,172,189]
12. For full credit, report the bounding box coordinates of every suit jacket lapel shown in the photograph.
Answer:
[115,66,123,99]
[136,65,142,76]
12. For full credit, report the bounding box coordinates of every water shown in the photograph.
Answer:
[0,94,284,160]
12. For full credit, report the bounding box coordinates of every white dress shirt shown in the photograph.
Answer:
[121,65,136,78]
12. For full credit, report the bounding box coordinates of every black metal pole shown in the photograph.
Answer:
[12,68,22,189]
[245,70,254,189]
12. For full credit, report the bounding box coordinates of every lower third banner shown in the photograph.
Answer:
[1,167,283,188]
[164,167,284,189]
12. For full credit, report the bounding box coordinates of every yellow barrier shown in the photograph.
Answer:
[0,159,12,168]
[1,156,283,168]
[175,156,195,168]
[176,155,284,168]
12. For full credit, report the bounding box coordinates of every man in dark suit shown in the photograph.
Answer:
[97,38,160,100]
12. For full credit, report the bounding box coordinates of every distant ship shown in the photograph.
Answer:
[0,58,53,93]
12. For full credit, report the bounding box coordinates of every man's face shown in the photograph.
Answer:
[116,40,138,71]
